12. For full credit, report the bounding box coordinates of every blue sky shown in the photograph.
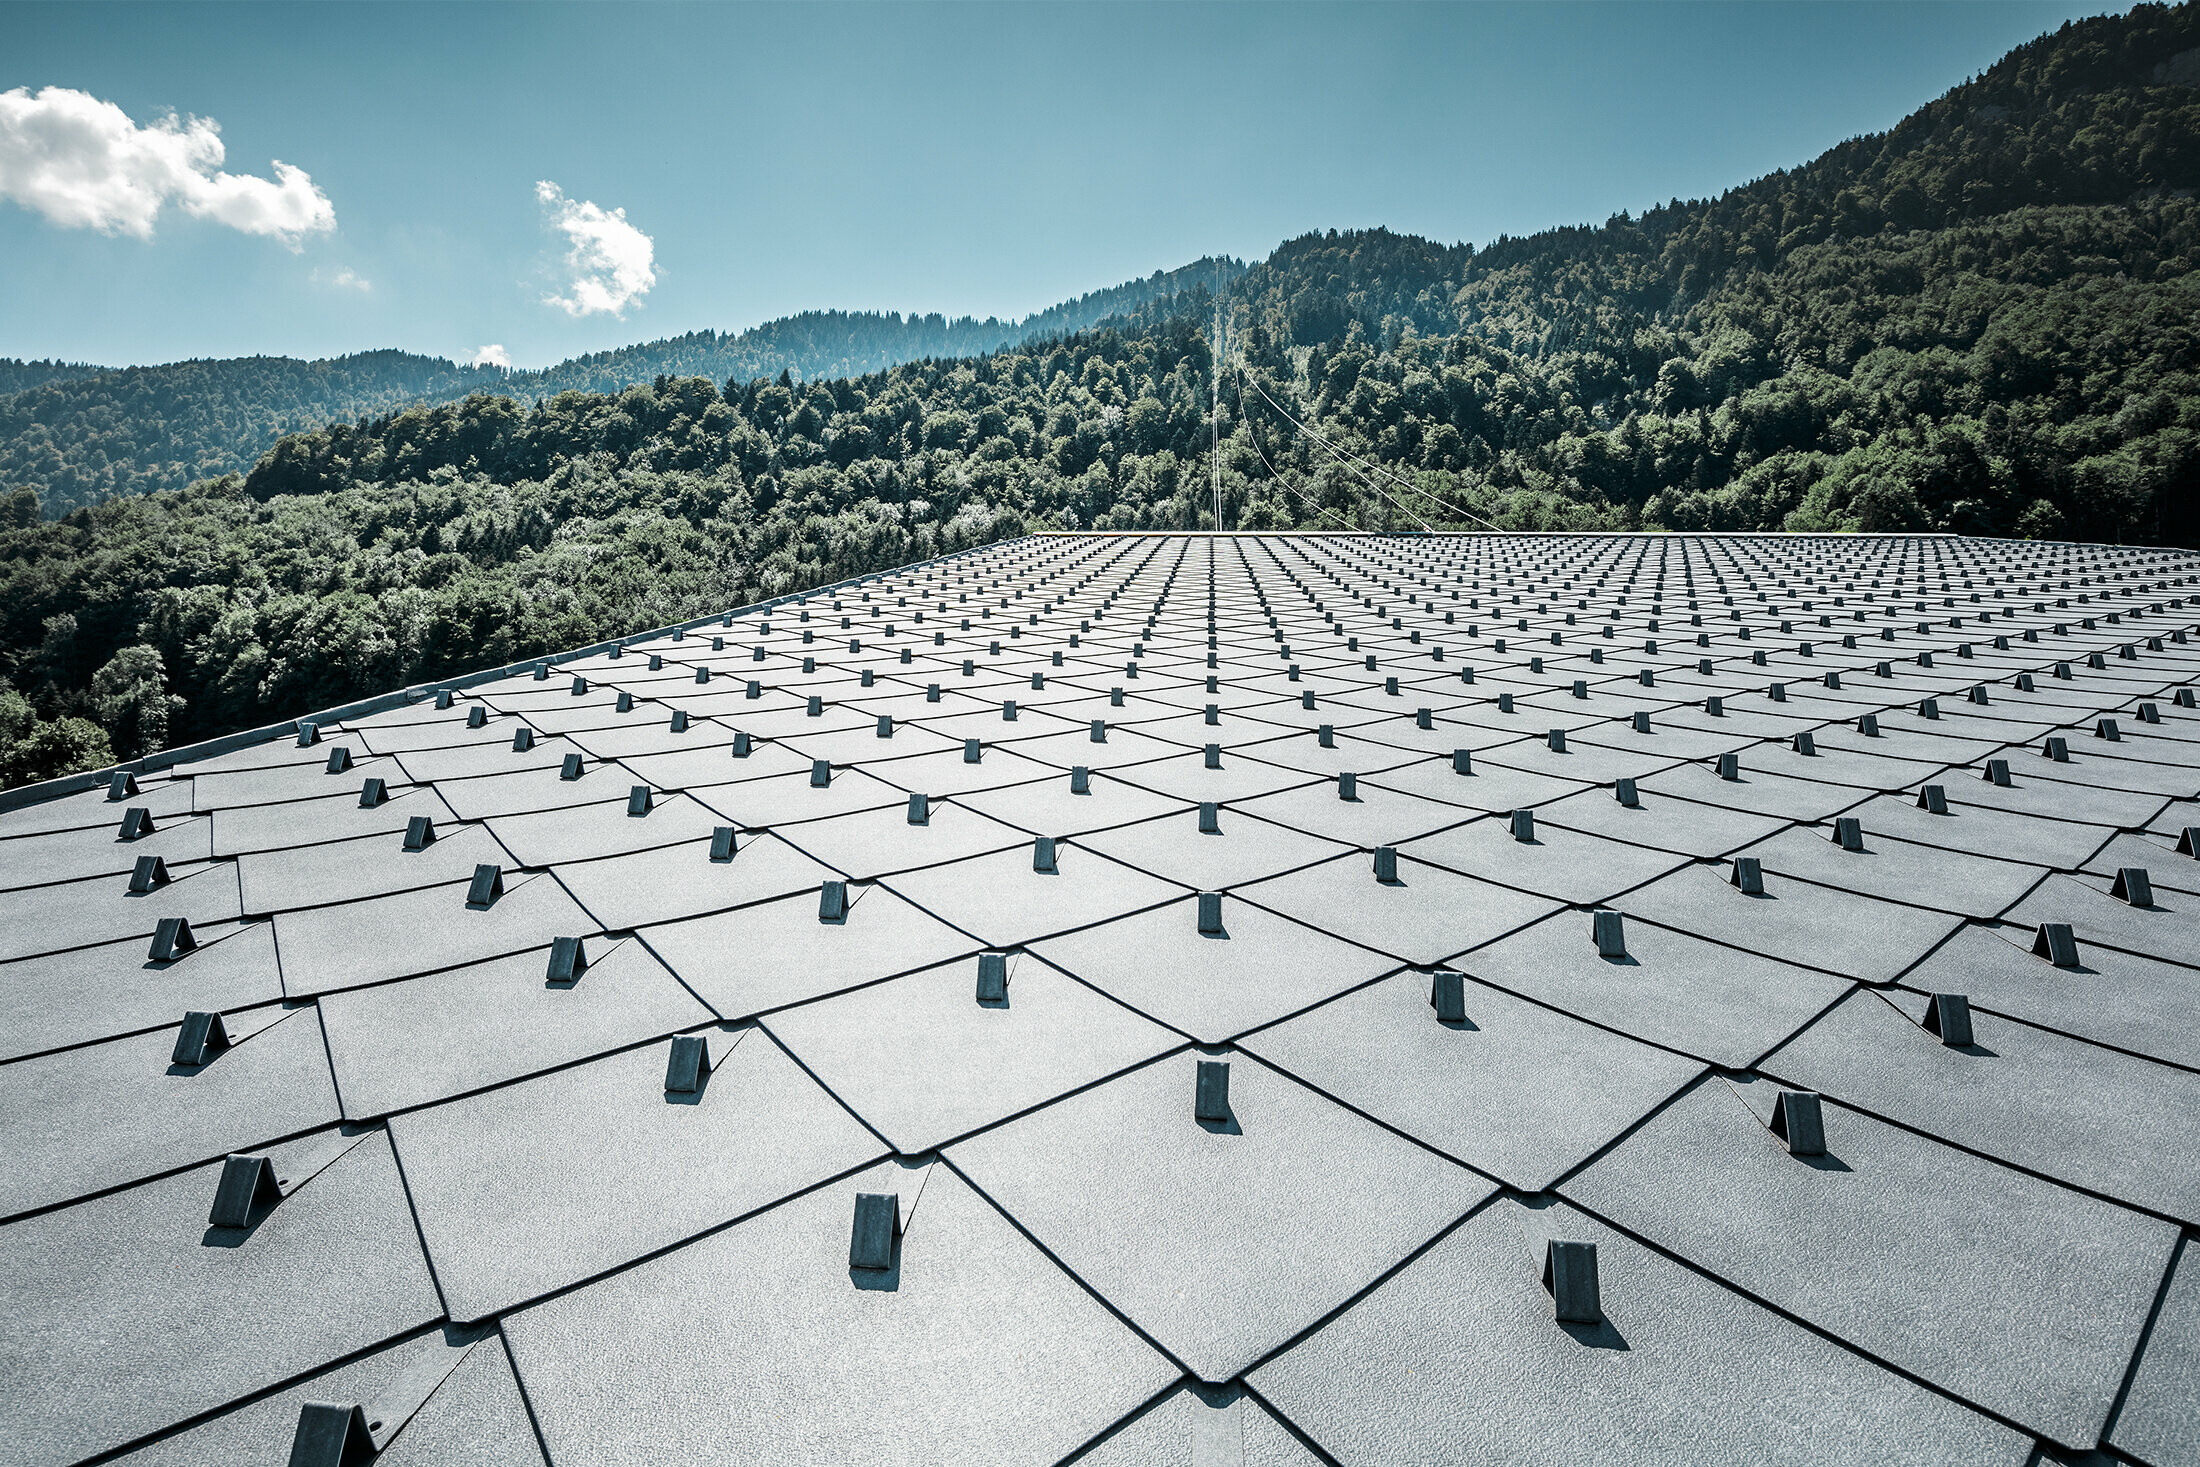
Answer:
[2,0,2112,370]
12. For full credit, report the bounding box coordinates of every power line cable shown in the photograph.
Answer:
[1255,378,1497,531]
[1231,361,1354,531]
[1210,263,1224,531]
[1246,377,1503,532]
[1241,376,1443,533]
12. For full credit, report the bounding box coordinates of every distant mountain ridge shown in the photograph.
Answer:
[507,257,1245,395]
[0,256,1244,517]
[3,0,2195,523]
[0,360,106,397]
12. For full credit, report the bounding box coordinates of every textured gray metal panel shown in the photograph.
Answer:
[1033,892,1394,1045]
[949,1050,1494,1382]
[238,821,506,915]
[1242,968,1703,1191]
[271,869,593,998]
[1764,987,2200,1223]
[211,784,457,859]
[1235,850,1564,967]
[1616,861,1965,984]
[550,830,834,931]
[1734,822,2051,920]
[319,936,710,1119]
[1528,779,1788,858]
[0,1003,338,1220]
[773,798,1030,881]
[393,1029,883,1321]
[2,918,282,1063]
[1460,906,1853,1067]
[2003,870,2200,969]
[1072,1382,1320,1467]
[1076,806,1355,892]
[881,839,1184,949]
[1836,788,2116,868]
[2113,1239,2200,1467]
[1397,814,1690,906]
[1901,920,2200,1070]
[0,860,242,964]
[1249,1196,2031,1467]
[0,813,212,893]
[0,1130,440,1466]
[637,880,978,1019]
[763,953,1179,1152]
[501,1159,1177,1465]
[1566,1076,2178,1447]
[113,1330,544,1467]
[190,744,397,813]
[6,531,2199,1464]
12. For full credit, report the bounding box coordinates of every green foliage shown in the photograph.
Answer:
[0,317,1229,777]
[89,644,183,761]
[0,684,113,786]
[1215,2,2200,539]
[0,261,1245,520]
[1223,198,2198,540]
[0,352,506,518]
[0,360,105,397]
[519,257,1244,398]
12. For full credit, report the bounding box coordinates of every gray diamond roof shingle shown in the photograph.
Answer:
[3,530,2197,1465]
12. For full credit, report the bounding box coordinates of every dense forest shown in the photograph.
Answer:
[0,258,1243,519]
[0,352,509,516]
[0,360,104,397]
[0,2,2196,787]
[513,257,1247,399]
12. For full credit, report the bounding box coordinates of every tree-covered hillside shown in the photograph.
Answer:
[0,352,507,517]
[1215,0,2200,541]
[1224,199,2197,543]
[0,258,1243,520]
[0,2,2195,787]
[0,361,106,398]
[511,258,1246,398]
[0,317,1218,781]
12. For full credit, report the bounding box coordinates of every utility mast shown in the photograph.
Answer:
[1211,263,1224,532]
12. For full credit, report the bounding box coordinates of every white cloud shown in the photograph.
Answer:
[535,180,655,317]
[0,85,335,246]
[316,266,371,291]
[471,344,512,369]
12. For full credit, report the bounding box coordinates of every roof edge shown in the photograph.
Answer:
[5,528,2181,815]
[0,534,1036,817]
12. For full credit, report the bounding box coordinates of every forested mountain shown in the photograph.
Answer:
[0,361,106,397]
[509,258,1246,398]
[0,2,2195,786]
[0,258,1243,519]
[0,352,507,516]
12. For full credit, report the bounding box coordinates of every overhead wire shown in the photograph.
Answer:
[1206,289,1422,533]
[1251,377,1494,532]
[1244,375,1504,533]
[1234,366,1434,533]
[1231,360,1354,532]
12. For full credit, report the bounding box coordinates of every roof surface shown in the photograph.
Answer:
[4,531,2198,1466]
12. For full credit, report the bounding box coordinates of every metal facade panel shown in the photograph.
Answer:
[2,531,2195,1464]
